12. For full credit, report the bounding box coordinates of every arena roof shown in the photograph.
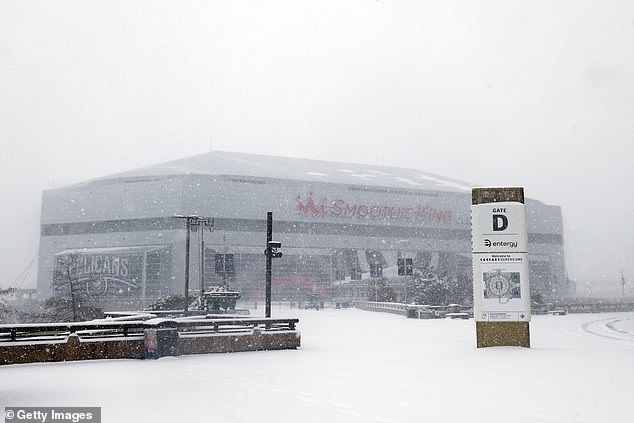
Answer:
[85,151,475,193]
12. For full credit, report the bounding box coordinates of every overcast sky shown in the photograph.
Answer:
[1,1,633,289]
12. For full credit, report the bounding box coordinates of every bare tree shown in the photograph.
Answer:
[49,253,102,322]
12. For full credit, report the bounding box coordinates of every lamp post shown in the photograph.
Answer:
[172,215,214,315]
[199,218,213,296]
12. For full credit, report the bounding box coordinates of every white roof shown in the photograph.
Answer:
[85,151,474,193]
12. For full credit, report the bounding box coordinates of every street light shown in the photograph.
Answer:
[172,215,214,315]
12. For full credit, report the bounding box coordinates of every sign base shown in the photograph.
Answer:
[476,322,530,348]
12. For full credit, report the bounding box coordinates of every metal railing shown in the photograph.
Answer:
[354,301,473,318]
[533,301,634,315]
[355,301,433,317]
[0,317,299,344]
[0,321,147,342]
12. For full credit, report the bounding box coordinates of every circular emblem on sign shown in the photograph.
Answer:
[483,269,521,303]
[85,277,109,296]
[487,274,511,297]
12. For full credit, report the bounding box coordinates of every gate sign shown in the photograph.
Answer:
[471,202,528,253]
[472,201,531,322]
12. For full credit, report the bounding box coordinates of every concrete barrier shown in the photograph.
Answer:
[0,318,300,365]
[177,328,301,356]
[0,334,145,365]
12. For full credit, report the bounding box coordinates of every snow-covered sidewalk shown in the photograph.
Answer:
[2,308,633,423]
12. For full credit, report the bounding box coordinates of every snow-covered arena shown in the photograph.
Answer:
[36,152,567,309]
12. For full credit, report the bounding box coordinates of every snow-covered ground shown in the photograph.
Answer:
[2,308,634,423]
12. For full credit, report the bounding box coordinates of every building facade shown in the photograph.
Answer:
[37,152,567,309]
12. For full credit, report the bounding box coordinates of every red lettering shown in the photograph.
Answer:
[296,192,328,216]
[400,208,413,220]
[343,203,357,217]
[296,192,453,224]
[331,199,345,216]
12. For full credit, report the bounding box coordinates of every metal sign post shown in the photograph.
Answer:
[263,212,283,319]
[265,212,273,318]
[472,187,531,348]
